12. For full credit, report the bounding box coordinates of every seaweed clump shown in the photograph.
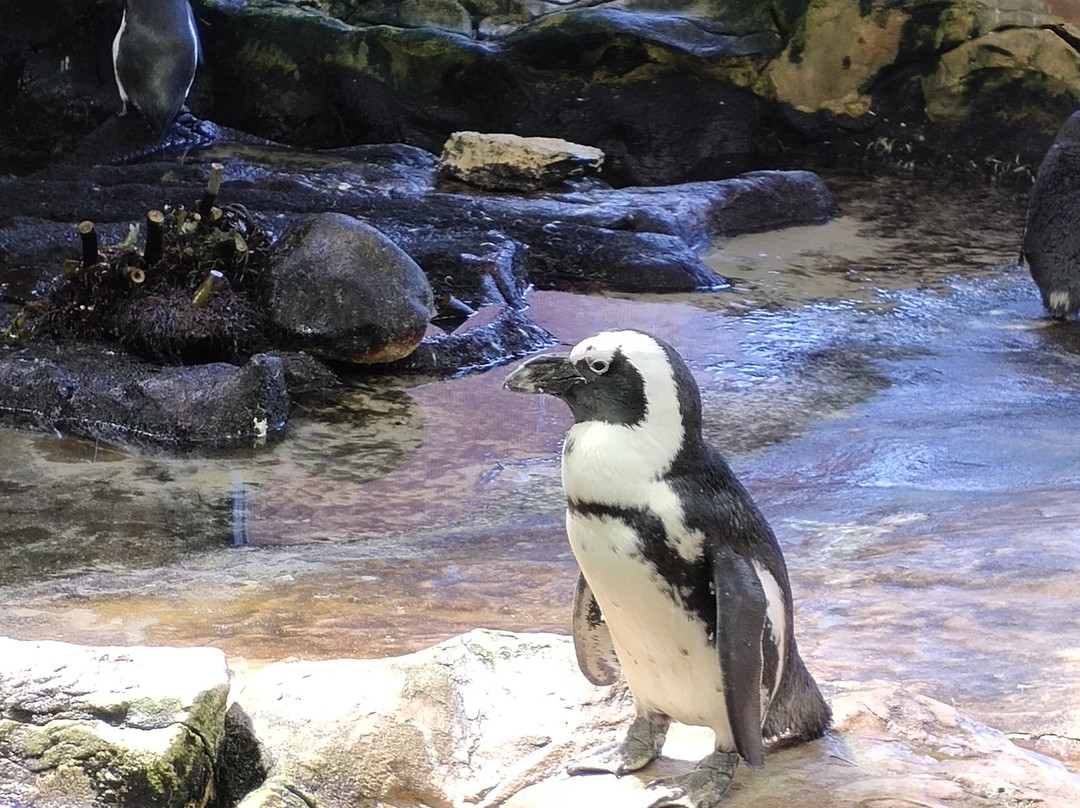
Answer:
[26,163,274,365]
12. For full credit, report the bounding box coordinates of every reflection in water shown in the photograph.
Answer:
[5,171,1080,768]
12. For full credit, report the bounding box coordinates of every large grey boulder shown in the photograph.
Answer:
[263,212,435,363]
[0,638,230,808]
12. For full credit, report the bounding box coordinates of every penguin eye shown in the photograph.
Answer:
[588,358,609,375]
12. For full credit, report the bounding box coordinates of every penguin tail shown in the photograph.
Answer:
[762,650,831,743]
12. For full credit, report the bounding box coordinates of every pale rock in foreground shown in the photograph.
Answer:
[230,630,1080,808]
[439,131,605,191]
[504,680,1080,808]
[230,628,632,808]
[4,631,1076,807]
[0,637,230,808]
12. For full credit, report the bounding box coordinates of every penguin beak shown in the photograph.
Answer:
[504,353,584,397]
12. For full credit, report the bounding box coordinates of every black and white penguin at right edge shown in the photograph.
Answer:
[505,329,831,808]
[1023,108,1080,321]
[112,0,201,134]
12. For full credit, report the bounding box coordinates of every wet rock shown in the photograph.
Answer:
[502,679,1080,808]
[392,305,556,375]
[0,142,831,305]
[438,131,605,191]
[1022,109,1080,319]
[228,628,626,808]
[366,169,835,293]
[0,143,837,451]
[0,344,290,451]
[228,630,1080,808]
[183,0,1079,181]
[274,350,342,396]
[387,232,532,310]
[0,637,229,808]
[263,212,435,363]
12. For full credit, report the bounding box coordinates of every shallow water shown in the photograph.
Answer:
[4,169,1079,764]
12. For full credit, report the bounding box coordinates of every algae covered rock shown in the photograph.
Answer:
[263,212,435,363]
[0,638,230,808]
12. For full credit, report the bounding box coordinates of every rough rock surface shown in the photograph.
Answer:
[439,131,605,191]
[0,139,835,300]
[263,212,435,363]
[227,629,631,808]
[503,680,1080,808]
[225,630,1080,808]
[188,0,1080,182]
[0,637,230,808]
[2,631,1079,807]
[0,132,833,448]
[0,344,290,451]
[5,0,1079,180]
[390,306,557,376]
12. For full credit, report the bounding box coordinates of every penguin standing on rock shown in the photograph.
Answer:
[504,330,830,808]
[112,0,201,134]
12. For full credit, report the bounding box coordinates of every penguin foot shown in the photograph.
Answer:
[567,713,670,776]
[645,750,739,808]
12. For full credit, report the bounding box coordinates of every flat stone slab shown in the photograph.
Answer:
[439,131,605,191]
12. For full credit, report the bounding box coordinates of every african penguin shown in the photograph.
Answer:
[112,0,201,134]
[504,330,830,808]
[1023,108,1080,320]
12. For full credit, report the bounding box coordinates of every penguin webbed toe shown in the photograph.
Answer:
[568,713,670,776]
[645,750,740,808]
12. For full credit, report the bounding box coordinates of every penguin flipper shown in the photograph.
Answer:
[571,571,621,686]
[709,543,767,769]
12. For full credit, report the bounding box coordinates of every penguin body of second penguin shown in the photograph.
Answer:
[505,329,830,808]
[1023,108,1080,320]
[112,0,200,133]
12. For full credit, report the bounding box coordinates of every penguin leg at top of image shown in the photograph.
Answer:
[112,0,201,134]
[505,330,831,808]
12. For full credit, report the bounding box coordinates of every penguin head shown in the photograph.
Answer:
[505,330,702,433]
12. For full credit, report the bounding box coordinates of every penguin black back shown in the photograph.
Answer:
[113,0,200,134]
[1023,108,1080,320]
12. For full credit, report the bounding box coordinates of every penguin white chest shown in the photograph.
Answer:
[566,510,735,749]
